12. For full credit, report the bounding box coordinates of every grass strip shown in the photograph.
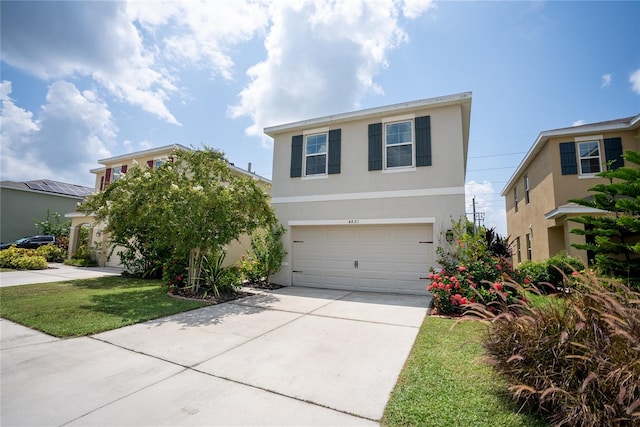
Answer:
[382,316,547,427]
[0,276,208,337]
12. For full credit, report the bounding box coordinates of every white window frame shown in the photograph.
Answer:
[577,140,602,176]
[524,175,530,204]
[384,119,415,170]
[111,166,122,183]
[304,132,328,177]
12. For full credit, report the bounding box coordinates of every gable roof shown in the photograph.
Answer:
[501,113,640,196]
[0,179,93,199]
[90,144,271,184]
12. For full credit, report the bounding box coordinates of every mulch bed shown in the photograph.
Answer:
[167,280,284,304]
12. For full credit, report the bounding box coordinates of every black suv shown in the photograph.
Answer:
[0,235,56,250]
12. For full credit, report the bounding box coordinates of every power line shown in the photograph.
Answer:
[467,166,516,172]
[468,151,525,159]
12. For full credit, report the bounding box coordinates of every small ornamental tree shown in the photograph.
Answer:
[34,210,70,238]
[569,149,640,287]
[79,147,275,291]
[247,223,286,284]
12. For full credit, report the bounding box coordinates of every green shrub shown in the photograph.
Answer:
[465,275,640,427]
[518,260,551,288]
[239,224,287,284]
[546,253,585,288]
[0,246,48,270]
[72,245,91,260]
[35,244,66,262]
[12,254,48,270]
[238,255,263,283]
[201,251,241,298]
[162,255,188,288]
[517,254,585,293]
[63,258,98,267]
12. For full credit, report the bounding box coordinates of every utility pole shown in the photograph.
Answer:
[472,196,477,235]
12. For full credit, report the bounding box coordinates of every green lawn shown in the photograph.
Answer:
[382,316,547,427]
[0,277,208,337]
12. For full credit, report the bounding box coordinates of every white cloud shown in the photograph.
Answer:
[128,0,270,80]
[1,1,179,124]
[601,73,612,88]
[630,68,640,95]
[572,119,586,127]
[465,180,507,236]
[229,0,435,144]
[0,80,116,186]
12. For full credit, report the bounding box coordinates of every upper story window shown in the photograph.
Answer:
[514,187,518,213]
[578,141,601,175]
[385,121,414,169]
[305,133,328,176]
[524,174,530,204]
[111,166,123,182]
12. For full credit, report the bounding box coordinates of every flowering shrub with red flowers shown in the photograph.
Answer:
[428,218,522,315]
[163,256,188,291]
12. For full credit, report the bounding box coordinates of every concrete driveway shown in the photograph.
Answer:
[1,286,430,426]
[0,263,123,287]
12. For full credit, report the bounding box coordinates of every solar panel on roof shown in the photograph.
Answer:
[24,180,93,197]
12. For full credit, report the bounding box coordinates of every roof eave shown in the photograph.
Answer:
[263,92,472,136]
[501,113,640,196]
[97,144,191,165]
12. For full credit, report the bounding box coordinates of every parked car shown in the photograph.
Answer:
[0,235,56,250]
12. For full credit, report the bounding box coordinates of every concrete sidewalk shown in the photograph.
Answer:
[0,286,430,426]
[0,262,123,287]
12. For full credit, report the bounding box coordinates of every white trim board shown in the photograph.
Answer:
[288,217,436,226]
[272,186,464,204]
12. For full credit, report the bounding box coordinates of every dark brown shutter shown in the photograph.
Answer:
[415,115,432,166]
[328,129,341,174]
[290,135,303,178]
[368,123,382,171]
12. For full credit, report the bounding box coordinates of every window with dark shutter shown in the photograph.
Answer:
[290,135,303,178]
[368,123,382,171]
[559,142,577,175]
[328,129,341,174]
[121,164,128,173]
[415,115,432,166]
[100,176,105,191]
[105,167,112,183]
[147,160,153,168]
[604,137,624,170]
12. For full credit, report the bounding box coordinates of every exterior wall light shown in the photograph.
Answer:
[445,229,454,243]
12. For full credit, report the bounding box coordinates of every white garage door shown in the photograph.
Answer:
[292,224,434,294]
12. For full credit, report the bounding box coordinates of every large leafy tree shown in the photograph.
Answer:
[569,149,640,286]
[80,147,276,289]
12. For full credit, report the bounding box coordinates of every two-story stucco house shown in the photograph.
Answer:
[502,114,640,267]
[66,144,270,267]
[265,92,472,294]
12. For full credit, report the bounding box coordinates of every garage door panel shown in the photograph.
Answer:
[292,224,434,294]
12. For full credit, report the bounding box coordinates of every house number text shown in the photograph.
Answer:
[348,219,360,224]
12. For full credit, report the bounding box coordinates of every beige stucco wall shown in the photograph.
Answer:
[505,127,639,266]
[269,103,468,286]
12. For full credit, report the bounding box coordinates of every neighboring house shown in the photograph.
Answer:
[1,179,93,242]
[501,114,640,267]
[66,144,270,267]
[265,92,472,294]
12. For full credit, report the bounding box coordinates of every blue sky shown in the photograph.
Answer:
[1,1,639,235]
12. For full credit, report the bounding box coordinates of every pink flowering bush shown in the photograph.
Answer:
[428,218,522,315]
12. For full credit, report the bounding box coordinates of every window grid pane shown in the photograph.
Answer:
[305,133,327,175]
[305,154,326,175]
[386,145,412,168]
[578,141,601,174]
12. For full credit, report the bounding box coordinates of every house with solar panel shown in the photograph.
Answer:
[501,114,640,267]
[0,179,93,243]
[66,144,270,267]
